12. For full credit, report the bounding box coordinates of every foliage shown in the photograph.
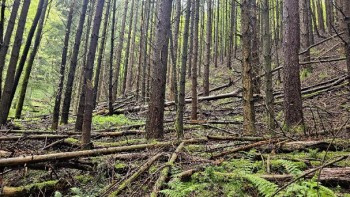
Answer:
[92,114,141,129]
[161,156,337,197]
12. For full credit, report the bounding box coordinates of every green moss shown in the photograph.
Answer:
[64,137,79,144]
[92,115,142,129]
[75,175,93,184]
[114,162,127,170]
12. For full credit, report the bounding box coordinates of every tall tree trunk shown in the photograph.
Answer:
[262,0,274,131]
[121,0,136,97]
[15,0,48,119]
[113,0,129,100]
[251,0,260,94]
[10,0,46,104]
[300,0,311,70]
[226,0,234,70]
[108,0,117,115]
[175,0,191,139]
[75,0,96,132]
[61,0,89,124]
[0,0,20,100]
[136,1,145,101]
[126,0,140,95]
[342,0,350,87]
[81,0,105,148]
[145,0,172,139]
[191,0,199,121]
[283,0,304,129]
[0,0,5,49]
[316,0,325,34]
[187,0,195,78]
[325,0,334,33]
[169,0,181,101]
[0,0,31,124]
[241,0,255,133]
[214,0,219,68]
[203,0,212,96]
[93,0,111,108]
[308,0,314,45]
[141,0,151,101]
[51,0,76,130]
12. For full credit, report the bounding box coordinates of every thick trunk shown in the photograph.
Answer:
[283,0,304,129]
[140,0,151,101]
[61,0,89,124]
[145,0,172,139]
[81,0,105,148]
[316,0,325,33]
[175,0,191,139]
[0,0,31,124]
[52,1,76,130]
[15,0,48,119]
[241,0,256,133]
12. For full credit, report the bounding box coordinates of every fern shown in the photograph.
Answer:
[277,159,302,176]
[160,178,209,197]
[241,173,278,197]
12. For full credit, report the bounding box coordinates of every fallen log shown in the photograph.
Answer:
[103,153,163,197]
[151,142,185,197]
[0,134,71,141]
[277,140,337,152]
[211,139,282,159]
[271,155,349,196]
[261,167,350,185]
[207,135,266,141]
[111,89,243,115]
[0,138,208,167]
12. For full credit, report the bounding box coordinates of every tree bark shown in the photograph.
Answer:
[108,0,117,115]
[262,0,274,131]
[121,0,136,97]
[300,0,311,64]
[145,0,172,139]
[0,0,5,50]
[81,0,105,148]
[0,0,19,100]
[51,0,76,130]
[241,0,256,133]
[93,0,111,108]
[10,0,46,104]
[112,0,129,100]
[15,0,49,119]
[175,0,191,139]
[0,0,31,124]
[283,0,304,129]
[191,0,199,121]
[61,0,89,124]
[203,0,212,96]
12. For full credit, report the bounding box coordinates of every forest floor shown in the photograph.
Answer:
[1,38,350,196]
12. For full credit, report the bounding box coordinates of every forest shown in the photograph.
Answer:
[0,0,350,196]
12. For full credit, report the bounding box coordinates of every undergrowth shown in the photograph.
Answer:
[161,151,337,197]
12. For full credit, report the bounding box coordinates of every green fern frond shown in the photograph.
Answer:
[278,160,302,176]
[241,173,278,197]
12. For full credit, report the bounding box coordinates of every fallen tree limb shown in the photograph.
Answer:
[0,134,71,141]
[0,138,208,167]
[207,135,266,141]
[103,153,163,197]
[151,142,185,197]
[261,167,350,184]
[211,139,282,159]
